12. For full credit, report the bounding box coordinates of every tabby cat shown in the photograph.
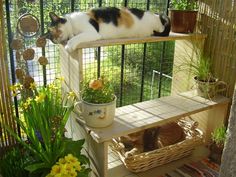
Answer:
[44,7,170,52]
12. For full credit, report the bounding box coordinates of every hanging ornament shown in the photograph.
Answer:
[23,48,35,61]
[36,37,47,48]
[38,56,48,66]
[15,68,25,80]
[17,13,40,37]
[23,75,35,89]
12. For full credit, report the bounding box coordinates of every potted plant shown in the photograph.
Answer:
[210,125,227,163]
[169,0,199,33]
[3,77,91,177]
[79,78,116,128]
[180,53,227,98]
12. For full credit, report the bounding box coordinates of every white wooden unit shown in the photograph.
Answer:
[73,91,229,177]
[59,33,230,177]
[60,32,207,95]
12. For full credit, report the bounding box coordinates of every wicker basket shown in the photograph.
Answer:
[111,119,203,173]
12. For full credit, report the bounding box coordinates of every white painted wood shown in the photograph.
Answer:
[74,92,229,143]
[71,33,207,49]
[69,91,229,177]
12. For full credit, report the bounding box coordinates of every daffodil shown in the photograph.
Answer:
[26,97,32,105]
[48,83,58,90]
[67,91,76,100]
[29,82,36,90]
[22,102,30,110]
[35,93,46,103]
[56,76,65,82]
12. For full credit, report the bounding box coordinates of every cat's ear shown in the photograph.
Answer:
[49,12,60,22]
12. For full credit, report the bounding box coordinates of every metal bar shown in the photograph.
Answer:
[157,0,170,98]
[39,0,47,86]
[97,47,101,78]
[120,45,125,107]
[158,42,166,98]
[166,0,171,15]
[140,0,150,101]
[146,0,150,10]
[97,0,102,79]
[5,0,21,137]
[140,43,146,102]
[71,0,75,12]
[124,0,128,7]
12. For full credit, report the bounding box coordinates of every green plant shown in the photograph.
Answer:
[2,77,90,177]
[46,154,87,177]
[170,0,198,10]
[0,146,30,177]
[189,55,214,82]
[179,53,214,82]
[82,78,114,104]
[211,126,227,146]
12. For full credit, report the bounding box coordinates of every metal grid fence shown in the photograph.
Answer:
[4,0,174,108]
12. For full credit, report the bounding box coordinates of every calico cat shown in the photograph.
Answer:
[43,7,171,52]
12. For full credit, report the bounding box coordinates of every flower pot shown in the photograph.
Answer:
[209,143,224,164]
[169,10,198,33]
[81,96,116,128]
[194,77,227,99]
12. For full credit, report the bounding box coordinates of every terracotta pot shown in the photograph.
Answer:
[169,10,198,33]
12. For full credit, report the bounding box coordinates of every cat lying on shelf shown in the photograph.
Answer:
[43,7,171,52]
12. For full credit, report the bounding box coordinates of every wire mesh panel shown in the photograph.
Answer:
[4,0,174,119]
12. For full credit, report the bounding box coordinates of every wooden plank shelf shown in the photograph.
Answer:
[73,32,207,49]
[72,91,229,177]
[76,90,229,144]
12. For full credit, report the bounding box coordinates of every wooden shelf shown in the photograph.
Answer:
[74,32,207,49]
[76,90,229,144]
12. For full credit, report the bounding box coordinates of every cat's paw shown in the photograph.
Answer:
[65,44,73,53]
[65,39,79,53]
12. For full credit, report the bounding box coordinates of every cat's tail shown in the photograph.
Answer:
[153,14,171,37]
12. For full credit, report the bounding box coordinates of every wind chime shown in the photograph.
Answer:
[10,7,48,88]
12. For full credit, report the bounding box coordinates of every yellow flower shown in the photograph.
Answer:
[58,158,66,164]
[75,162,81,172]
[10,83,22,97]
[48,83,58,90]
[23,102,29,110]
[67,91,76,100]
[35,93,46,103]
[65,154,78,164]
[64,163,73,172]
[89,79,103,90]
[26,97,32,105]
[15,83,23,90]
[10,85,16,92]
[29,82,36,90]
[56,76,65,82]
[51,165,61,175]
